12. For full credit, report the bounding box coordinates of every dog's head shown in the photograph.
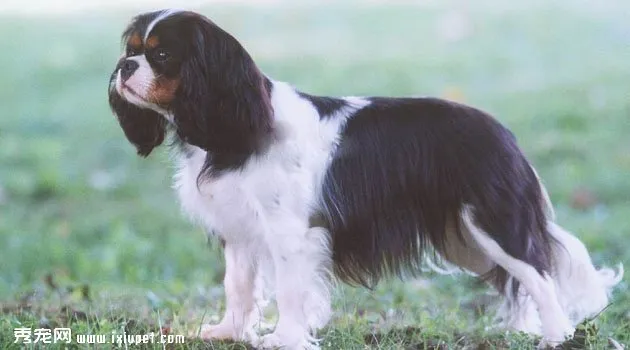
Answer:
[108,10,272,159]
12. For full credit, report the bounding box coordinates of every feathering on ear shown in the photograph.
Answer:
[170,12,273,174]
[108,85,166,157]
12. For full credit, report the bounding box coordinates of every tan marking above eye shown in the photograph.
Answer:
[146,35,160,49]
[128,32,143,50]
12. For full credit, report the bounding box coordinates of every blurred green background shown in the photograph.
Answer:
[0,0,628,348]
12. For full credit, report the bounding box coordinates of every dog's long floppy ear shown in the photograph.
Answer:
[108,71,166,157]
[171,12,273,173]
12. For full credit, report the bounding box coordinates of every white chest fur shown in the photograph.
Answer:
[172,82,368,244]
[173,143,314,243]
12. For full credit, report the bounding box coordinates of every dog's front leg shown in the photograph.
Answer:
[200,242,262,343]
[258,222,331,350]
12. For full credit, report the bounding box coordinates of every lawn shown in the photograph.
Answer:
[0,1,629,348]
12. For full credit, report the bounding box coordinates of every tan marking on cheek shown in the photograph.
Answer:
[146,35,160,49]
[128,32,143,51]
[148,77,180,105]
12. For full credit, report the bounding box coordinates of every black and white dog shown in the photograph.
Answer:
[108,9,622,349]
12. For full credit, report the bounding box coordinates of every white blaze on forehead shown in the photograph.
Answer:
[144,9,184,42]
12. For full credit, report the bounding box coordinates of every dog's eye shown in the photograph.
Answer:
[154,48,170,62]
[126,47,139,57]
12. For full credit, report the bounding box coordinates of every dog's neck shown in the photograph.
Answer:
[165,78,367,176]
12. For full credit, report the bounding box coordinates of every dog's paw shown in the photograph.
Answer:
[257,333,283,349]
[199,323,235,340]
[257,333,319,350]
[544,316,575,343]
[537,327,575,349]
[195,323,257,343]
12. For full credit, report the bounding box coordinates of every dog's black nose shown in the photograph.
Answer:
[120,59,139,81]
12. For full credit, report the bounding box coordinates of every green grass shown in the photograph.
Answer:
[1,1,629,348]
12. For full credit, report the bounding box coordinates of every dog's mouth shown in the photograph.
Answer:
[113,69,148,103]
[122,84,144,100]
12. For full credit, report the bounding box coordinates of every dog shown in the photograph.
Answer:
[107,9,623,349]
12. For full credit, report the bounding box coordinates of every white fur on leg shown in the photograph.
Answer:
[494,277,543,335]
[461,208,575,346]
[302,227,333,331]
[258,225,332,350]
[547,221,623,324]
[495,181,623,336]
[493,221,624,341]
[200,243,262,343]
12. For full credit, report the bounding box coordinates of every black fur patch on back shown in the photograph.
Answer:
[321,97,553,294]
[298,92,348,119]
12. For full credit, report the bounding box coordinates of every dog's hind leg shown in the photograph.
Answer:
[547,221,623,324]
[461,208,574,347]
[439,219,495,276]
[440,220,543,334]
[533,180,622,325]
